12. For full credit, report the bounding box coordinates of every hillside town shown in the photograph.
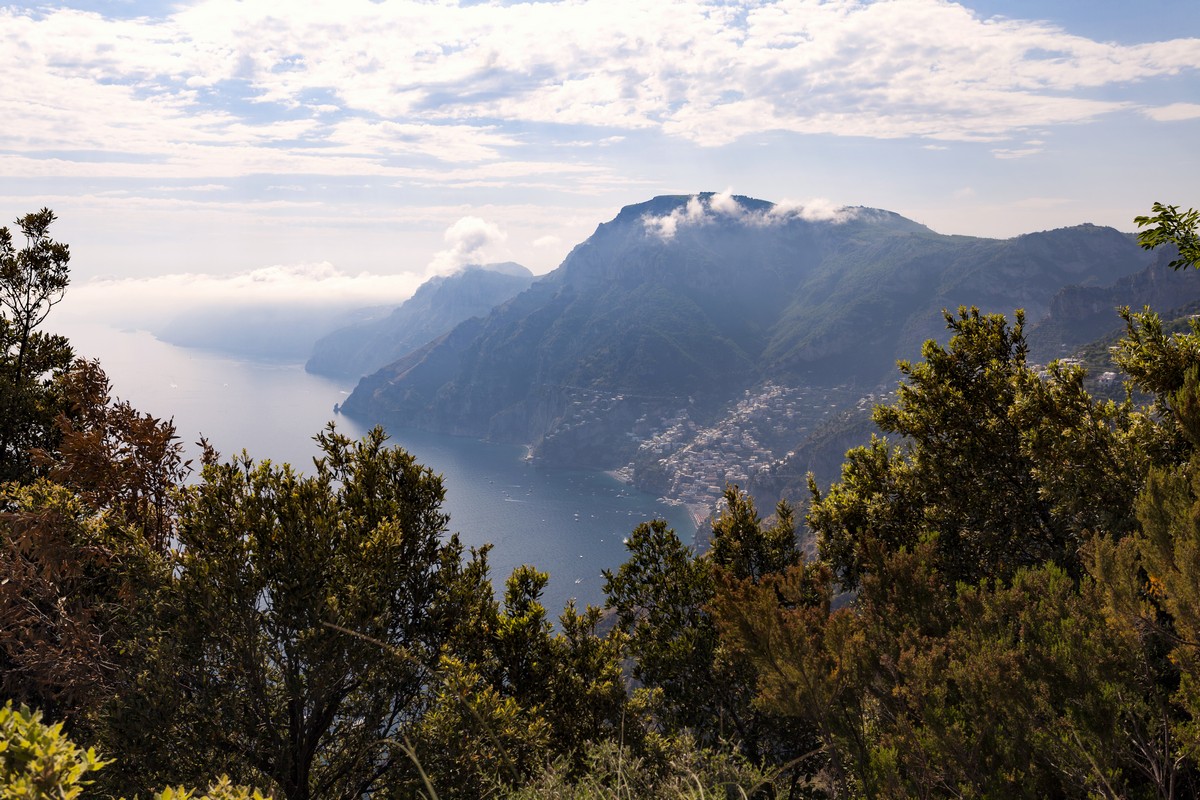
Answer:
[616,381,886,526]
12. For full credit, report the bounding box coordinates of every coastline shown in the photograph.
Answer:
[685,503,710,532]
[604,464,634,484]
[604,464,709,534]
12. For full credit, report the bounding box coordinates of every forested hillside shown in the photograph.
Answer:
[7,203,1200,799]
[343,195,1151,462]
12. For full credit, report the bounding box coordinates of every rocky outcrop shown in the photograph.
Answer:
[1029,248,1200,362]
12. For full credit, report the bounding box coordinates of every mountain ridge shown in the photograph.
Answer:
[306,262,533,380]
[341,194,1154,514]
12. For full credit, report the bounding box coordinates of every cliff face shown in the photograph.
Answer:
[341,194,1153,470]
[306,263,533,380]
[1029,249,1200,362]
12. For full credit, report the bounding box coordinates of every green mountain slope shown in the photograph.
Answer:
[306,263,533,380]
[341,194,1152,471]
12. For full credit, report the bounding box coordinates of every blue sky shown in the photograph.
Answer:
[1,0,1197,318]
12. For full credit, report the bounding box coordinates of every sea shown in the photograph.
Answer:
[54,320,698,617]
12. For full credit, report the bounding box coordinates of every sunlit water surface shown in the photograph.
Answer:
[57,320,697,615]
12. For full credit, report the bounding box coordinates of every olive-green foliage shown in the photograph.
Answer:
[1113,307,1200,446]
[19,200,1200,799]
[710,559,848,793]
[0,320,71,484]
[0,356,185,760]
[0,478,167,734]
[542,602,629,761]
[809,306,1147,592]
[409,654,553,799]
[105,425,472,800]
[0,701,269,800]
[0,209,72,484]
[409,562,631,798]
[1136,202,1200,271]
[603,518,719,737]
[871,564,1152,799]
[408,564,558,798]
[719,271,1200,796]
[39,358,191,551]
[709,490,799,583]
[0,701,108,800]
[494,565,556,706]
[725,466,1162,796]
[603,487,813,771]
[0,211,69,348]
[150,778,271,800]
[1088,358,1200,797]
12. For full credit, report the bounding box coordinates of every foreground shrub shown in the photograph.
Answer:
[505,738,774,799]
[0,701,267,800]
[0,700,107,800]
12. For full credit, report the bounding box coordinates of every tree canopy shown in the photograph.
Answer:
[0,209,73,483]
[809,306,1148,592]
[1136,202,1200,270]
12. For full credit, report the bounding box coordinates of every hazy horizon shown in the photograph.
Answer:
[3,0,1198,326]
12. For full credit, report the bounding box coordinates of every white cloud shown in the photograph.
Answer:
[708,189,744,218]
[991,147,1044,159]
[767,197,861,224]
[1,0,1196,182]
[323,119,521,163]
[426,216,507,276]
[643,192,859,240]
[146,184,229,193]
[1143,102,1200,121]
[0,0,1195,263]
[59,263,423,328]
[642,194,711,240]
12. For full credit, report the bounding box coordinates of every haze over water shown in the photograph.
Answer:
[57,320,697,615]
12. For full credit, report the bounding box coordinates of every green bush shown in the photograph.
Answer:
[0,701,268,800]
[0,700,108,800]
[149,778,269,800]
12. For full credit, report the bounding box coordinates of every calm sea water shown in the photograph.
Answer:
[56,320,697,615]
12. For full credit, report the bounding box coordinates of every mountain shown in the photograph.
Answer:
[341,194,1154,499]
[1027,247,1200,363]
[305,263,534,380]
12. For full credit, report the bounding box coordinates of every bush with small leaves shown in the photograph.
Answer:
[0,700,108,800]
[0,701,269,800]
[150,777,270,800]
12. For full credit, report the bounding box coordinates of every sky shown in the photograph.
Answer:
[1,0,1198,319]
